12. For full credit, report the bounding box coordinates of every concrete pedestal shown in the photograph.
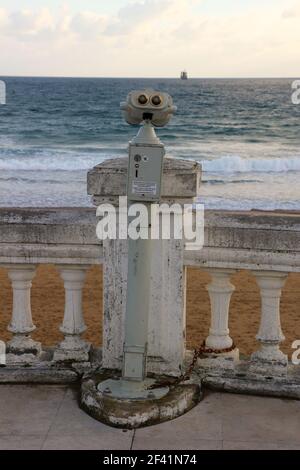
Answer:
[81,373,202,429]
[87,156,201,376]
[83,156,202,428]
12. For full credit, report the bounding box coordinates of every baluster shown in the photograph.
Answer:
[250,271,288,376]
[7,265,42,361]
[53,265,91,362]
[199,268,239,368]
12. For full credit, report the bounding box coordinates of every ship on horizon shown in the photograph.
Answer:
[180,70,188,80]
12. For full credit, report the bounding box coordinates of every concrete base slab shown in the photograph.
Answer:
[52,342,91,363]
[98,378,169,400]
[194,358,300,400]
[0,347,100,384]
[248,359,288,378]
[6,336,42,364]
[80,373,202,429]
[6,353,43,365]
[0,363,80,384]
[1,350,299,404]
[201,374,300,400]
[198,348,240,370]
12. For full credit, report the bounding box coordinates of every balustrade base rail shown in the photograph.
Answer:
[1,348,300,402]
[0,347,102,384]
[199,364,300,400]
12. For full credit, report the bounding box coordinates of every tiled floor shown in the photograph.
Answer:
[0,385,299,450]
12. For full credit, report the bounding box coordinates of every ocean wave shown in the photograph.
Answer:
[0,176,84,184]
[201,155,300,173]
[1,153,300,174]
[203,178,262,185]
[198,196,300,211]
[0,155,107,171]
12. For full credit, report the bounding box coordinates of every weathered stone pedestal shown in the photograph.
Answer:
[82,156,202,428]
[87,156,201,376]
[81,371,202,429]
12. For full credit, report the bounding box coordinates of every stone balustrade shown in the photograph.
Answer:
[0,207,300,398]
[0,208,102,380]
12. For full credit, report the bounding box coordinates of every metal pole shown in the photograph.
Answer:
[122,207,152,383]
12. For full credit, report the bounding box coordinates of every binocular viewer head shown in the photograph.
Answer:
[120,89,177,127]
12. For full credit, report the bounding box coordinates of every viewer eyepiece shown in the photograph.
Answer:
[151,95,162,106]
[138,94,148,105]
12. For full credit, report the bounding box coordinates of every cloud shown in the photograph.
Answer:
[0,8,8,27]
[70,11,107,38]
[0,8,56,40]
[105,0,173,35]
[282,3,300,18]
[0,0,299,77]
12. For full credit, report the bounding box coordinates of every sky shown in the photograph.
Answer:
[0,0,299,77]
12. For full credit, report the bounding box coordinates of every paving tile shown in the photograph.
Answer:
[42,433,132,450]
[133,437,222,450]
[1,385,299,450]
[0,385,66,436]
[45,387,133,450]
[223,440,279,450]
[224,439,300,450]
[275,442,300,450]
[220,393,300,444]
[0,435,44,450]
[133,392,222,450]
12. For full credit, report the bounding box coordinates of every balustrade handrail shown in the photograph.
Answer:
[1,208,300,271]
[0,207,103,265]
[186,210,300,272]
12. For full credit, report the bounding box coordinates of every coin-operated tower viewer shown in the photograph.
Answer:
[98,90,176,400]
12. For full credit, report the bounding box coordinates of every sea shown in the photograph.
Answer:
[0,77,299,210]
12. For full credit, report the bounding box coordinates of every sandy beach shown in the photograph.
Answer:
[0,265,299,358]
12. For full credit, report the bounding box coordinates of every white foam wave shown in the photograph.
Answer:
[1,153,300,174]
[201,155,300,173]
[0,155,107,171]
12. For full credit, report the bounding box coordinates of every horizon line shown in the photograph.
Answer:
[0,75,299,80]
